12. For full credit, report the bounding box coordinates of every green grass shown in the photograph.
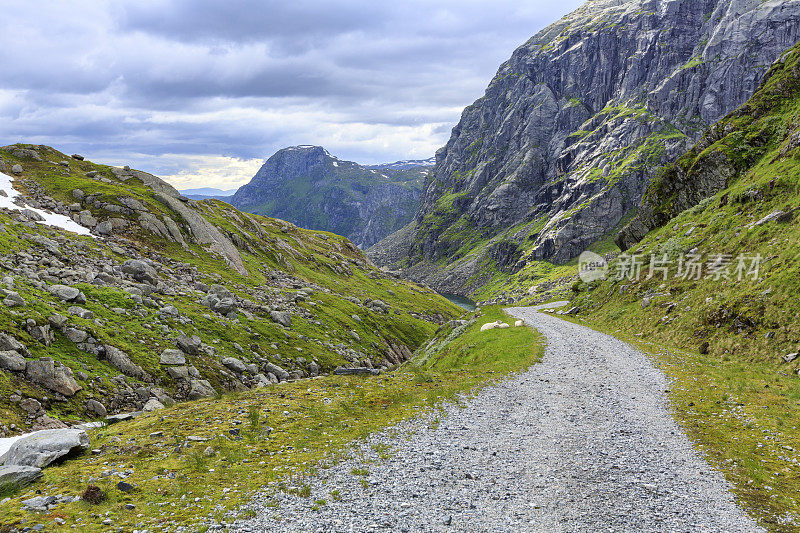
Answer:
[0,306,542,531]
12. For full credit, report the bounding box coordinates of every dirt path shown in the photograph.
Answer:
[232,303,761,532]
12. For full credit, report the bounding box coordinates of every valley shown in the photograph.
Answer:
[2,0,800,531]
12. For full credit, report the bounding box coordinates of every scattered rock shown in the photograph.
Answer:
[782,352,799,363]
[0,350,26,372]
[142,398,165,412]
[333,367,380,376]
[116,481,136,493]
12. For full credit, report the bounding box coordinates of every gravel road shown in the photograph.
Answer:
[232,303,761,532]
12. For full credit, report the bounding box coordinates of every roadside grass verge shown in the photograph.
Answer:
[0,306,542,532]
[557,312,800,532]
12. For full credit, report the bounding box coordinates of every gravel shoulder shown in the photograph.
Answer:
[232,303,762,532]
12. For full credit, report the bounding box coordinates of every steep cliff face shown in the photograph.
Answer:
[618,43,800,249]
[230,146,429,248]
[369,0,800,295]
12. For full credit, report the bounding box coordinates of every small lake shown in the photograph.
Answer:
[440,293,477,311]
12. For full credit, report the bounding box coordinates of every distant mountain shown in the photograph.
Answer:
[179,187,238,201]
[366,157,436,171]
[229,146,431,248]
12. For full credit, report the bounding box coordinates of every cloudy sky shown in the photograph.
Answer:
[0,0,583,189]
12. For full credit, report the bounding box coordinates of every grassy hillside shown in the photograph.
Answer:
[0,306,542,531]
[565,41,800,531]
[0,143,462,435]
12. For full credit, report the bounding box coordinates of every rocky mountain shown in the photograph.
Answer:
[369,0,800,296]
[230,146,432,248]
[0,143,459,435]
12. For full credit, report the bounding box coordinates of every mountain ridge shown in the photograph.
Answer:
[230,145,432,248]
[369,0,800,297]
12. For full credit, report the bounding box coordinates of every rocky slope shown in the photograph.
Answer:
[369,0,800,296]
[230,146,431,248]
[0,143,460,436]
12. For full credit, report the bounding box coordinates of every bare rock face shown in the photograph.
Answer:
[369,0,800,294]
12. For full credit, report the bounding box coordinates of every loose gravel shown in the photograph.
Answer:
[231,303,762,532]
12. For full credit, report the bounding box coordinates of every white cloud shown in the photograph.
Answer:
[0,0,585,188]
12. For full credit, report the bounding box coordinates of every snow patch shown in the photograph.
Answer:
[0,171,93,236]
[0,430,35,459]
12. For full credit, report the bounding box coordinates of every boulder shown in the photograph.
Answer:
[25,358,82,397]
[263,362,290,381]
[222,357,247,374]
[48,284,86,304]
[782,352,799,363]
[0,428,89,468]
[2,291,25,307]
[85,399,107,418]
[121,259,159,285]
[0,350,26,372]
[102,345,152,382]
[159,349,185,365]
[142,398,165,412]
[176,334,201,355]
[95,220,113,235]
[0,333,28,355]
[270,311,292,328]
[11,164,22,175]
[188,379,216,400]
[0,465,42,492]
[68,306,94,319]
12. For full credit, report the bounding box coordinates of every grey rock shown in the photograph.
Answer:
[11,164,22,175]
[159,349,186,365]
[68,306,93,319]
[21,495,56,511]
[0,333,28,355]
[0,428,89,468]
[222,357,247,374]
[263,362,290,382]
[95,220,113,235]
[85,399,107,418]
[176,334,201,355]
[2,291,25,307]
[0,350,26,372]
[0,465,42,492]
[142,398,165,412]
[102,345,152,382]
[188,379,216,400]
[25,359,81,397]
[78,210,98,228]
[783,352,799,364]
[21,209,44,222]
[48,284,85,304]
[167,366,190,381]
[121,259,158,285]
[63,327,88,344]
[270,310,292,328]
